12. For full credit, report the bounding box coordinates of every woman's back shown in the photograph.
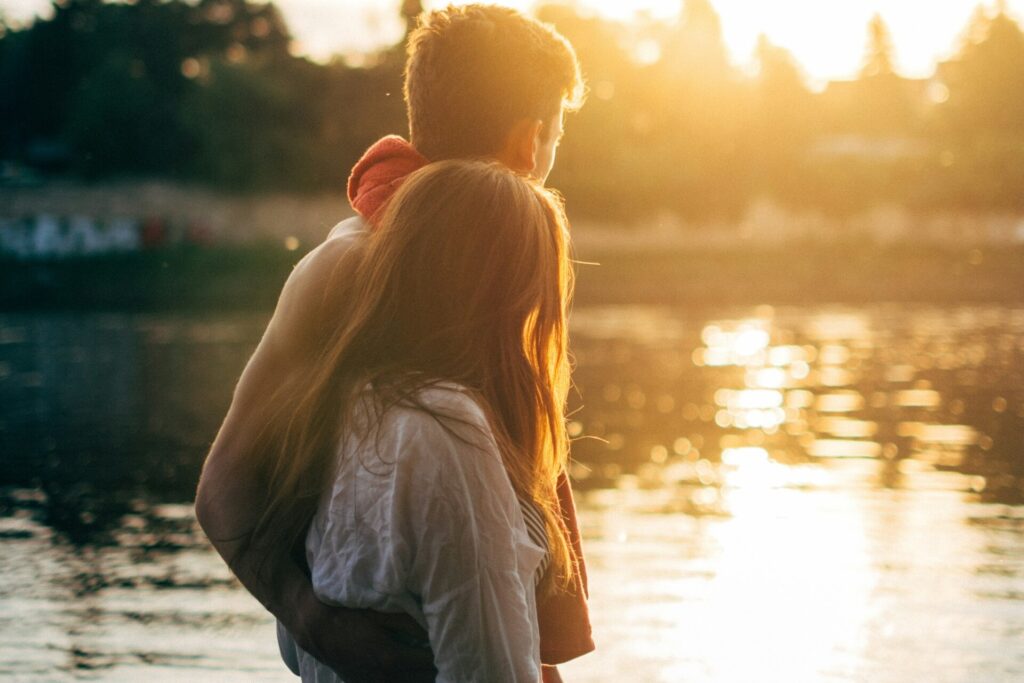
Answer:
[263,160,579,680]
[294,383,545,682]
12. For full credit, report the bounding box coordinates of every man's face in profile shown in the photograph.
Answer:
[531,109,565,184]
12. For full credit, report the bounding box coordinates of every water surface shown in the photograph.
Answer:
[2,305,1023,681]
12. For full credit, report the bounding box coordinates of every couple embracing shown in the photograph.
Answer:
[196,5,595,681]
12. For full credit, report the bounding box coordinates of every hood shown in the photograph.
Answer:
[346,135,430,222]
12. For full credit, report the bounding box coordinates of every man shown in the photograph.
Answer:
[195,5,592,681]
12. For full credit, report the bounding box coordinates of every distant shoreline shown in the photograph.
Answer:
[574,242,1024,306]
[2,242,1022,311]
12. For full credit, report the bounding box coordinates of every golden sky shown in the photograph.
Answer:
[4,0,1021,85]
[284,0,1024,86]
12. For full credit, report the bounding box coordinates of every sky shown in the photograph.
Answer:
[3,0,1022,85]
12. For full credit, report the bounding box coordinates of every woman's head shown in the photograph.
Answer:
[258,160,576,590]
[353,160,569,389]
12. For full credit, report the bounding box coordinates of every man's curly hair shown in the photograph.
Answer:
[404,4,584,161]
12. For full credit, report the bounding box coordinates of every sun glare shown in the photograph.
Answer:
[578,0,1022,83]
[432,0,1024,84]
[570,0,680,20]
[12,0,1024,82]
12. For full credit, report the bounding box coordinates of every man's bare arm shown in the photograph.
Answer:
[195,233,435,681]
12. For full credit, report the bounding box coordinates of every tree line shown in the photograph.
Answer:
[3,0,1024,221]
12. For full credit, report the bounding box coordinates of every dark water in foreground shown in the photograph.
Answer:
[2,305,1023,682]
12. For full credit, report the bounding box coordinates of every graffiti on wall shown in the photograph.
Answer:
[0,215,212,259]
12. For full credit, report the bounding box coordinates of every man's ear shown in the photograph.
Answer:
[499,118,544,173]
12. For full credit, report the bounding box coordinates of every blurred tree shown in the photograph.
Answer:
[535,4,653,218]
[861,13,896,78]
[2,0,1024,218]
[748,35,817,204]
[402,0,424,37]
[182,59,306,187]
[846,14,919,136]
[65,51,186,176]
[941,5,1024,137]
[962,4,993,45]
[933,3,1024,208]
[0,0,294,178]
[182,54,404,189]
[643,0,751,219]
[662,0,731,80]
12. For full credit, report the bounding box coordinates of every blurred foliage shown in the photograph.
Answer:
[0,0,406,188]
[2,0,1024,219]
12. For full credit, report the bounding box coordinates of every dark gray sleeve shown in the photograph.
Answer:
[276,619,301,676]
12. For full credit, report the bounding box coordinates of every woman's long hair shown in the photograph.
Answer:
[252,159,576,591]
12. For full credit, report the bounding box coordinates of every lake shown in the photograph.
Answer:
[2,304,1023,682]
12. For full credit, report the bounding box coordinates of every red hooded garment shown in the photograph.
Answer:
[347,137,596,669]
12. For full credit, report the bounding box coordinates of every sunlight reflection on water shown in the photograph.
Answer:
[559,304,1024,682]
[561,464,1024,683]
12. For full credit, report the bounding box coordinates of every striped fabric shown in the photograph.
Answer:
[518,497,551,585]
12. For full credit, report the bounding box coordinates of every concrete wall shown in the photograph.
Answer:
[0,181,355,257]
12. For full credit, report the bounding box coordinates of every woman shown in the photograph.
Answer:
[254,159,577,681]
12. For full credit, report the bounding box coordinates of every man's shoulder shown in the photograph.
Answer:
[326,215,367,242]
[289,216,366,290]
[267,215,366,347]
